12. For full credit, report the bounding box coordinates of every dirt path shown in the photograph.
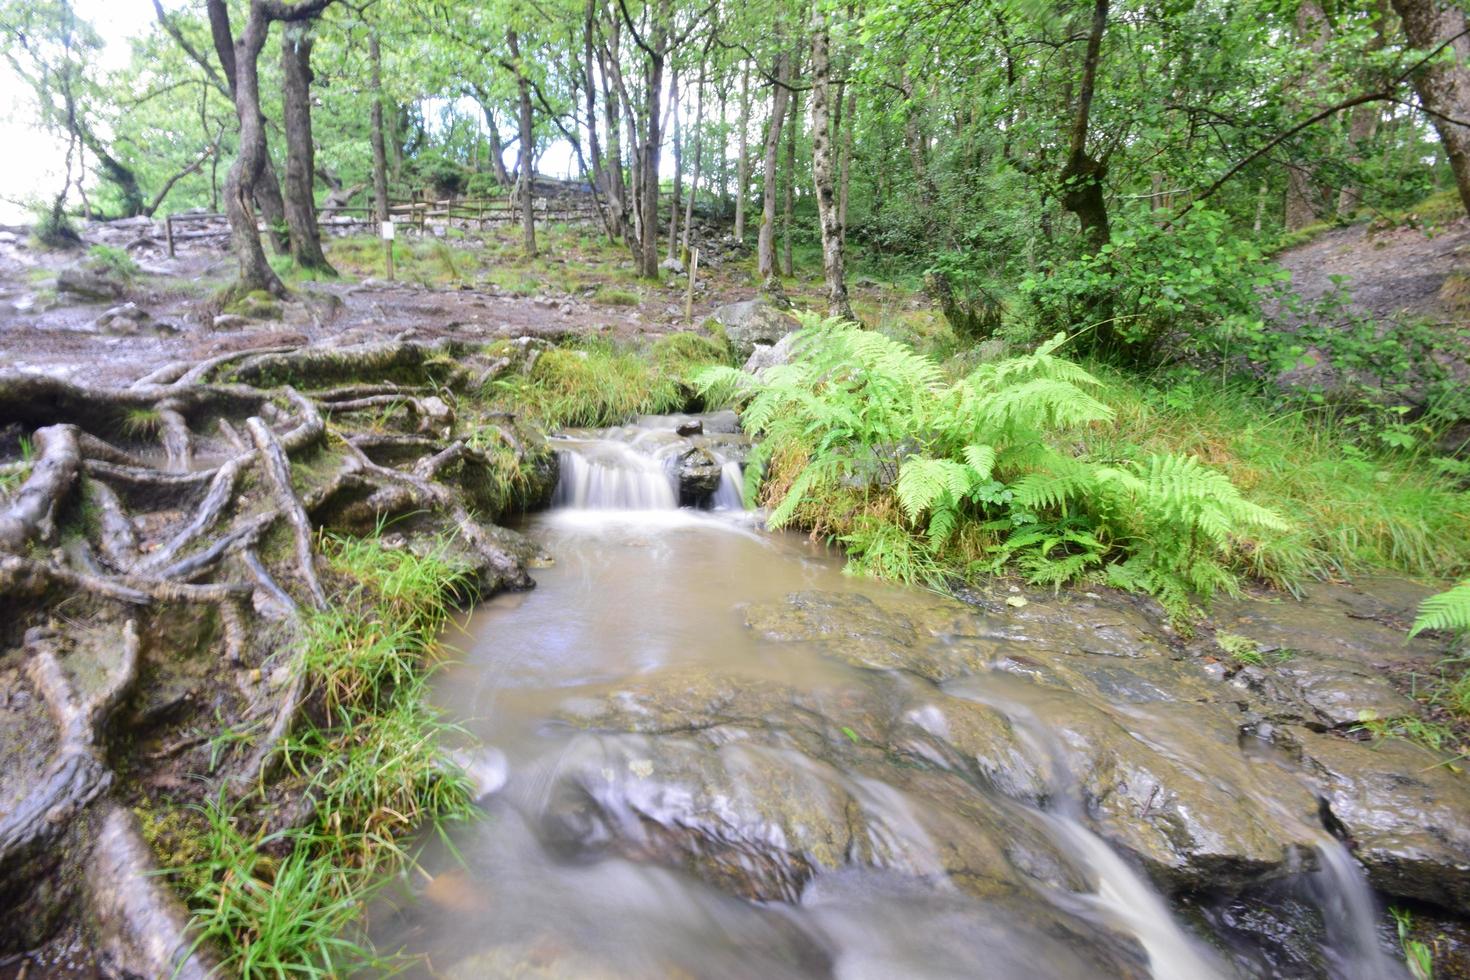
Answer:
[1275,212,1470,323]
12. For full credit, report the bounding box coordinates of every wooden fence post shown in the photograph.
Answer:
[685,248,699,322]
[165,214,175,258]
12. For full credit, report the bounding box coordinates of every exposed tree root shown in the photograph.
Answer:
[89,806,219,980]
[0,334,551,968]
[0,425,80,553]
[247,418,327,609]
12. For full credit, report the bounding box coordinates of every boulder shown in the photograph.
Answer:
[674,446,722,505]
[90,303,151,334]
[1299,729,1470,914]
[705,299,800,362]
[56,265,124,302]
[659,256,685,276]
[743,331,798,377]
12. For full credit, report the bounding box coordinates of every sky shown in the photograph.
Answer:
[0,0,157,221]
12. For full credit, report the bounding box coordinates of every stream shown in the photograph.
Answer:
[366,417,1413,979]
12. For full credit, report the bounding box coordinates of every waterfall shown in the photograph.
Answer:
[712,460,745,510]
[552,441,679,510]
[1310,838,1407,980]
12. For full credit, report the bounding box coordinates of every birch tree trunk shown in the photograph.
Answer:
[667,70,682,262]
[757,51,792,280]
[838,82,855,246]
[734,61,751,241]
[682,70,705,255]
[781,87,798,277]
[809,9,854,320]
[507,30,537,257]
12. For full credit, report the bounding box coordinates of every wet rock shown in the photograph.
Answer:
[674,446,722,505]
[674,419,702,436]
[89,303,151,334]
[1298,729,1470,914]
[210,313,253,331]
[1231,652,1420,729]
[704,299,800,361]
[56,266,124,302]
[743,331,797,377]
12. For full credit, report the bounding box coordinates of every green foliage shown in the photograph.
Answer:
[698,316,1294,618]
[86,244,140,280]
[1411,582,1470,639]
[177,530,477,977]
[1020,209,1286,359]
[1390,907,1435,980]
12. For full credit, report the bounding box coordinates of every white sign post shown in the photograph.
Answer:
[380,220,395,280]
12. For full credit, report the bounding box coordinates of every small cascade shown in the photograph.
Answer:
[711,461,745,510]
[550,420,747,512]
[1310,838,1407,980]
[552,438,678,510]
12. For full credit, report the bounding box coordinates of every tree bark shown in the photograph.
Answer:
[221,4,287,295]
[1285,0,1332,231]
[810,10,854,320]
[781,87,798,277]
[635,0,670,278]
[280,24,333,272]
[682,69,705,256]
[1390,0,1470,218]
[734,61,751,241]
[838,81,855,246]
[757,50,793,279]
[507,30,537,257]
[667,70,682,261]
[369,32,390,223]
[597,29,627,240]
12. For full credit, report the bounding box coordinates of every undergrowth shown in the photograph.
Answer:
[176,529,477,976]
[698,316,1298,621]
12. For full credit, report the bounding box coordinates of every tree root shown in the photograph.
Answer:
[0,623,139,863]
[88,805,219,980]
[0,425,80,553]
[156,398,193,471]
[228,338,465,388]
[247,417,327,609]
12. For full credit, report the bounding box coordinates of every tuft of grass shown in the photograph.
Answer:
[490,335,727,430]
[592,285,641,307]
[1390,907,1435,980]
[175,529,479,977]
[87,243,140,280]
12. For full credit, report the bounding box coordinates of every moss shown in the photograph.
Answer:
[223,290,283,321]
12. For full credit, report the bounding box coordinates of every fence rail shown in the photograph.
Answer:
[163,194,601,257]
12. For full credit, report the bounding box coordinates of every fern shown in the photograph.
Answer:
[714,317,1294,621]
[1410,581,1470,638]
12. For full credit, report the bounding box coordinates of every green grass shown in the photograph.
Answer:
[173,529,479,977]
[489,334,730,430]
[1084,367,1470,583]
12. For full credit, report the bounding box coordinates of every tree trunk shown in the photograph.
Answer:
[734,61,751,241]
[781,87,798,277]
[634,0,670,279]
[206,0,289,256]
[838,81,855,246]
[583,2,605,203]
[757,51,793,280]
[280,24,333,273]
[1285,0,1331,231]
[598,33,627,241]
[810,11,854,320]
[222,3,286,296]
[667,70,682,262]
[507,30,537,258]
[369,32,390,223]
[1337,1,1388,217]
[1390,0,1470,218]
[480,103,512,188]
[682,70,705,256]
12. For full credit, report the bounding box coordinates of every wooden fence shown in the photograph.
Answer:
[164,194,602,257]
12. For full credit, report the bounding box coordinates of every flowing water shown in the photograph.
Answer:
[367,420,1407,979]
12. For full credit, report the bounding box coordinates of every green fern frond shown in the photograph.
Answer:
[1410,581,1470,637]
